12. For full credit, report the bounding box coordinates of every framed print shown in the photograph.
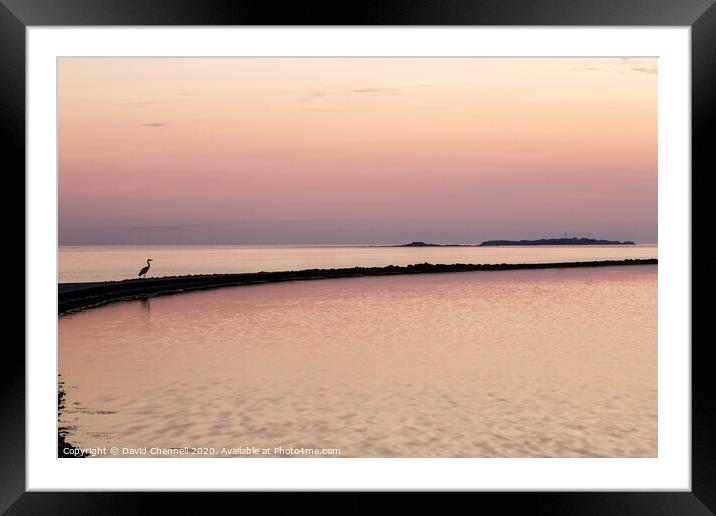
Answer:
[6,0,714,512]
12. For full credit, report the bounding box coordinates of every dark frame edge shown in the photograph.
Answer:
[0,0,26,514]
[691,1,716,514]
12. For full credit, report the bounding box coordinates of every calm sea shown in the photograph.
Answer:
[59,264,657,457]
[59,244,658,283]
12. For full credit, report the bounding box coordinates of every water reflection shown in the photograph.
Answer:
[59,265,657,457]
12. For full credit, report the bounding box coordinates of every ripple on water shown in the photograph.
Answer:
[59,266,657,457]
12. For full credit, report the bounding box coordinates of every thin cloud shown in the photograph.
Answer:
[115,101,167,108]
[298,90,332,102]
[123,223,225,233]
[302,107,338,112]
[352,84,432,96]
[620,58,657,75]
[141,123,169,127]
[299,84,431,102]
[351,87,402,95]
[574,59,657,75]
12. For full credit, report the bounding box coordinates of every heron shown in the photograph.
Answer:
[138,258,153,278]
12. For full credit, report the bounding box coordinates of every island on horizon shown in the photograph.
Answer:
[395,237,636,247]
[396,241,475,247]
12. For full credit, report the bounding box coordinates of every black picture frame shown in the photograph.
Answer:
[5,0,713,512]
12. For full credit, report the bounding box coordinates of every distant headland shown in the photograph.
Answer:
[396,238,635,247]
[479,237,635,246]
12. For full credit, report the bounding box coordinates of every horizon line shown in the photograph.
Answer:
[58,241,659,247]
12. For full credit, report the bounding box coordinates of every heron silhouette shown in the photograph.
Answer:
[138,259,153,278]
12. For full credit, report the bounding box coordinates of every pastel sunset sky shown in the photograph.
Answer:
[58,57,657,245]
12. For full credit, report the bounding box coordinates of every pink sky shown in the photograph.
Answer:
[59,58,657,245]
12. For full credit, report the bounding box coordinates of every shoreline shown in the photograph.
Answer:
[59,259,657,316]
[58,379,87,458]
